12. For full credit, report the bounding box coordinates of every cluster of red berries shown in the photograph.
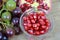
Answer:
[23,11,51,35]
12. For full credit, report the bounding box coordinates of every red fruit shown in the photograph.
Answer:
[41,16,46,20]
[37,5,43,10]
[41,25,46,29]
[40,21,45,25]
[40,30,45,34]
[37,23,40,27]
[20,3,31,12]
[23,12,51,36]
[31,19,35,23]
[43,3,49,10]
[27,23,32,27]
[28,30,33,34]
[23,16,27,21]
[37,0,44,4]
[33,24,37,28]
[29,16,33,20]
[39,19,44,22]
[35,31,40,35]
[23,23,27,26]
[27,19,31,23]
[25,0,34,4]
[24,26,29,31]
[33,13,37,19]
[40,11,45,16]
[46,22,51,27]
[33,24,39,30]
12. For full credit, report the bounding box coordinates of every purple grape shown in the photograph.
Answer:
[12,17,19,26]
[0,32,3,40]
[14,26,21,35]
[13,7,22,17]
[2,35,8,40]
[5,28,15,37]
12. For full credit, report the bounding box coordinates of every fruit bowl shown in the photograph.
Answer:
[20,8,53,40]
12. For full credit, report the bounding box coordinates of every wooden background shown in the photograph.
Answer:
[9,0,60,40]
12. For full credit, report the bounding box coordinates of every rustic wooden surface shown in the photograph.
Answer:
[9,0,60,40]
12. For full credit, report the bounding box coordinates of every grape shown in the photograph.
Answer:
[12,17,19,26]
[13,7,22,17]
[1,12,11,22]
[6,0,16,11]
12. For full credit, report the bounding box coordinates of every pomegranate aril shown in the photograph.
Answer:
[34,27,39,30]
[41,16,46,20]
[20,3,31,12]
[24,26,29,31]
[29,15,33,20]
[33,24,37,27]
[23,23,27,26]
[27,20,31,23]
[39,19,44,22]
[31,19,35,23]
[35,31,40,35]
[46,22,51,27]
[37,0,44,4]
[27,23,32,27]
[37,5,43,10]
[28,30,33,34]
[40,30,45,34]
[37,23,40,27]
[25,0,34,4]
[43,3,49,10]
[40,12,45,16]
[41,25,46,29]
[40,21,45,25]
[23,16,27,21]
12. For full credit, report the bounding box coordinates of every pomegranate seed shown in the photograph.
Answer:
[41,25,46,29]
[38,16,41,20]
[33,24,37,28]
[28,30,33,34]
[26,17,30,20]
[27,19,31,23]
[41,16,46,20]
[46,22,51,27]
[27,23,32,27]
[39,19,44,22]
[35,31,40,35]
[37,0,44,4]
[34,27,39,30]
[31,19,35,23]
[25,0,34,4]
[37,23,40,27]
[29,16,33,20]
[40,11,45,16]
[23,16,27,21]
[24,26,29,31]
[20,3,31,12]
[43,3,49,10]
[40,21,45,25]
[23,23,27,26]
[40,30,45,34]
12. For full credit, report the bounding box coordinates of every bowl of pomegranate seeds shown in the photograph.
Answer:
[20,8,53,37]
